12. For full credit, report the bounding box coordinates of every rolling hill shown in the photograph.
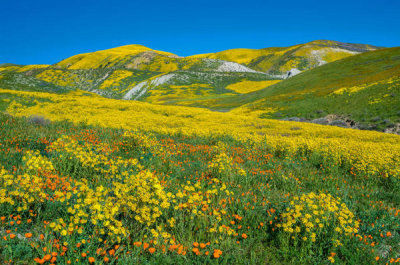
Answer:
[0,40,381,102]
[0,44,276,100]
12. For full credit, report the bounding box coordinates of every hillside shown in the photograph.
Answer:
[0,40,380,102]
[188,40,380,75]
[1,41,397,132]
[1,44,279,100]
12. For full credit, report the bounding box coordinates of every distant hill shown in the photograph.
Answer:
[0,40,380,101]
[188,40,381,76]
[0,44,276,100]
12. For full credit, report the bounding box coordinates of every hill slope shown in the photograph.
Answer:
[188,40,381,75]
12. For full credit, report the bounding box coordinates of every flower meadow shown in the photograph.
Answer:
[0,91,399,264]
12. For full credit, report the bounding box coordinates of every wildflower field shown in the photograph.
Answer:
[0,89,400,264]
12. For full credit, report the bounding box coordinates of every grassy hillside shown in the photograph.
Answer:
[54,44,177,69]
[188,40,380,75]
[192,47,400,131]
[0,40,381,104]
[0,88,399,264]
[0,64,71,93]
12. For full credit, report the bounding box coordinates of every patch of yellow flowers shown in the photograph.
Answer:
[49,135,141,177]
[123,130,164,156]
[23,150,55,173]
[1,135,171,243]
[2,88,400,178]
[208,143,246,179]
[278,192,359,246]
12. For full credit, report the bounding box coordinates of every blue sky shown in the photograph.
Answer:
[1,0,399,65]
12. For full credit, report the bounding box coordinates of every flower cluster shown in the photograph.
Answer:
[49,135,141,177]
[278,192,359,247]
[208,142,246,179]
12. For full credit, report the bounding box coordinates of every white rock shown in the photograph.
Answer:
[216,61,261,73]
[123,73,175,100]
[285,68,302,78]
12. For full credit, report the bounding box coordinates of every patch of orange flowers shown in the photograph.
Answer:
[213,249,223,259]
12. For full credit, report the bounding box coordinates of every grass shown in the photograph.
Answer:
[0,104,399,264]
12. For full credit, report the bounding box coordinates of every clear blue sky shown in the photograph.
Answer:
[1,0,399,65]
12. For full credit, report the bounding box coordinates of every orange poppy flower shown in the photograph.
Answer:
[192,248,199,253]
[148,247,156,254]
[213,249,222,259]
[9,234,16,239]
[88,257,95,263]
[34,258,45,264]
[25,233,33,238]
[168,244,178,251]
[81,253,87,258]
[43,254,52,261]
